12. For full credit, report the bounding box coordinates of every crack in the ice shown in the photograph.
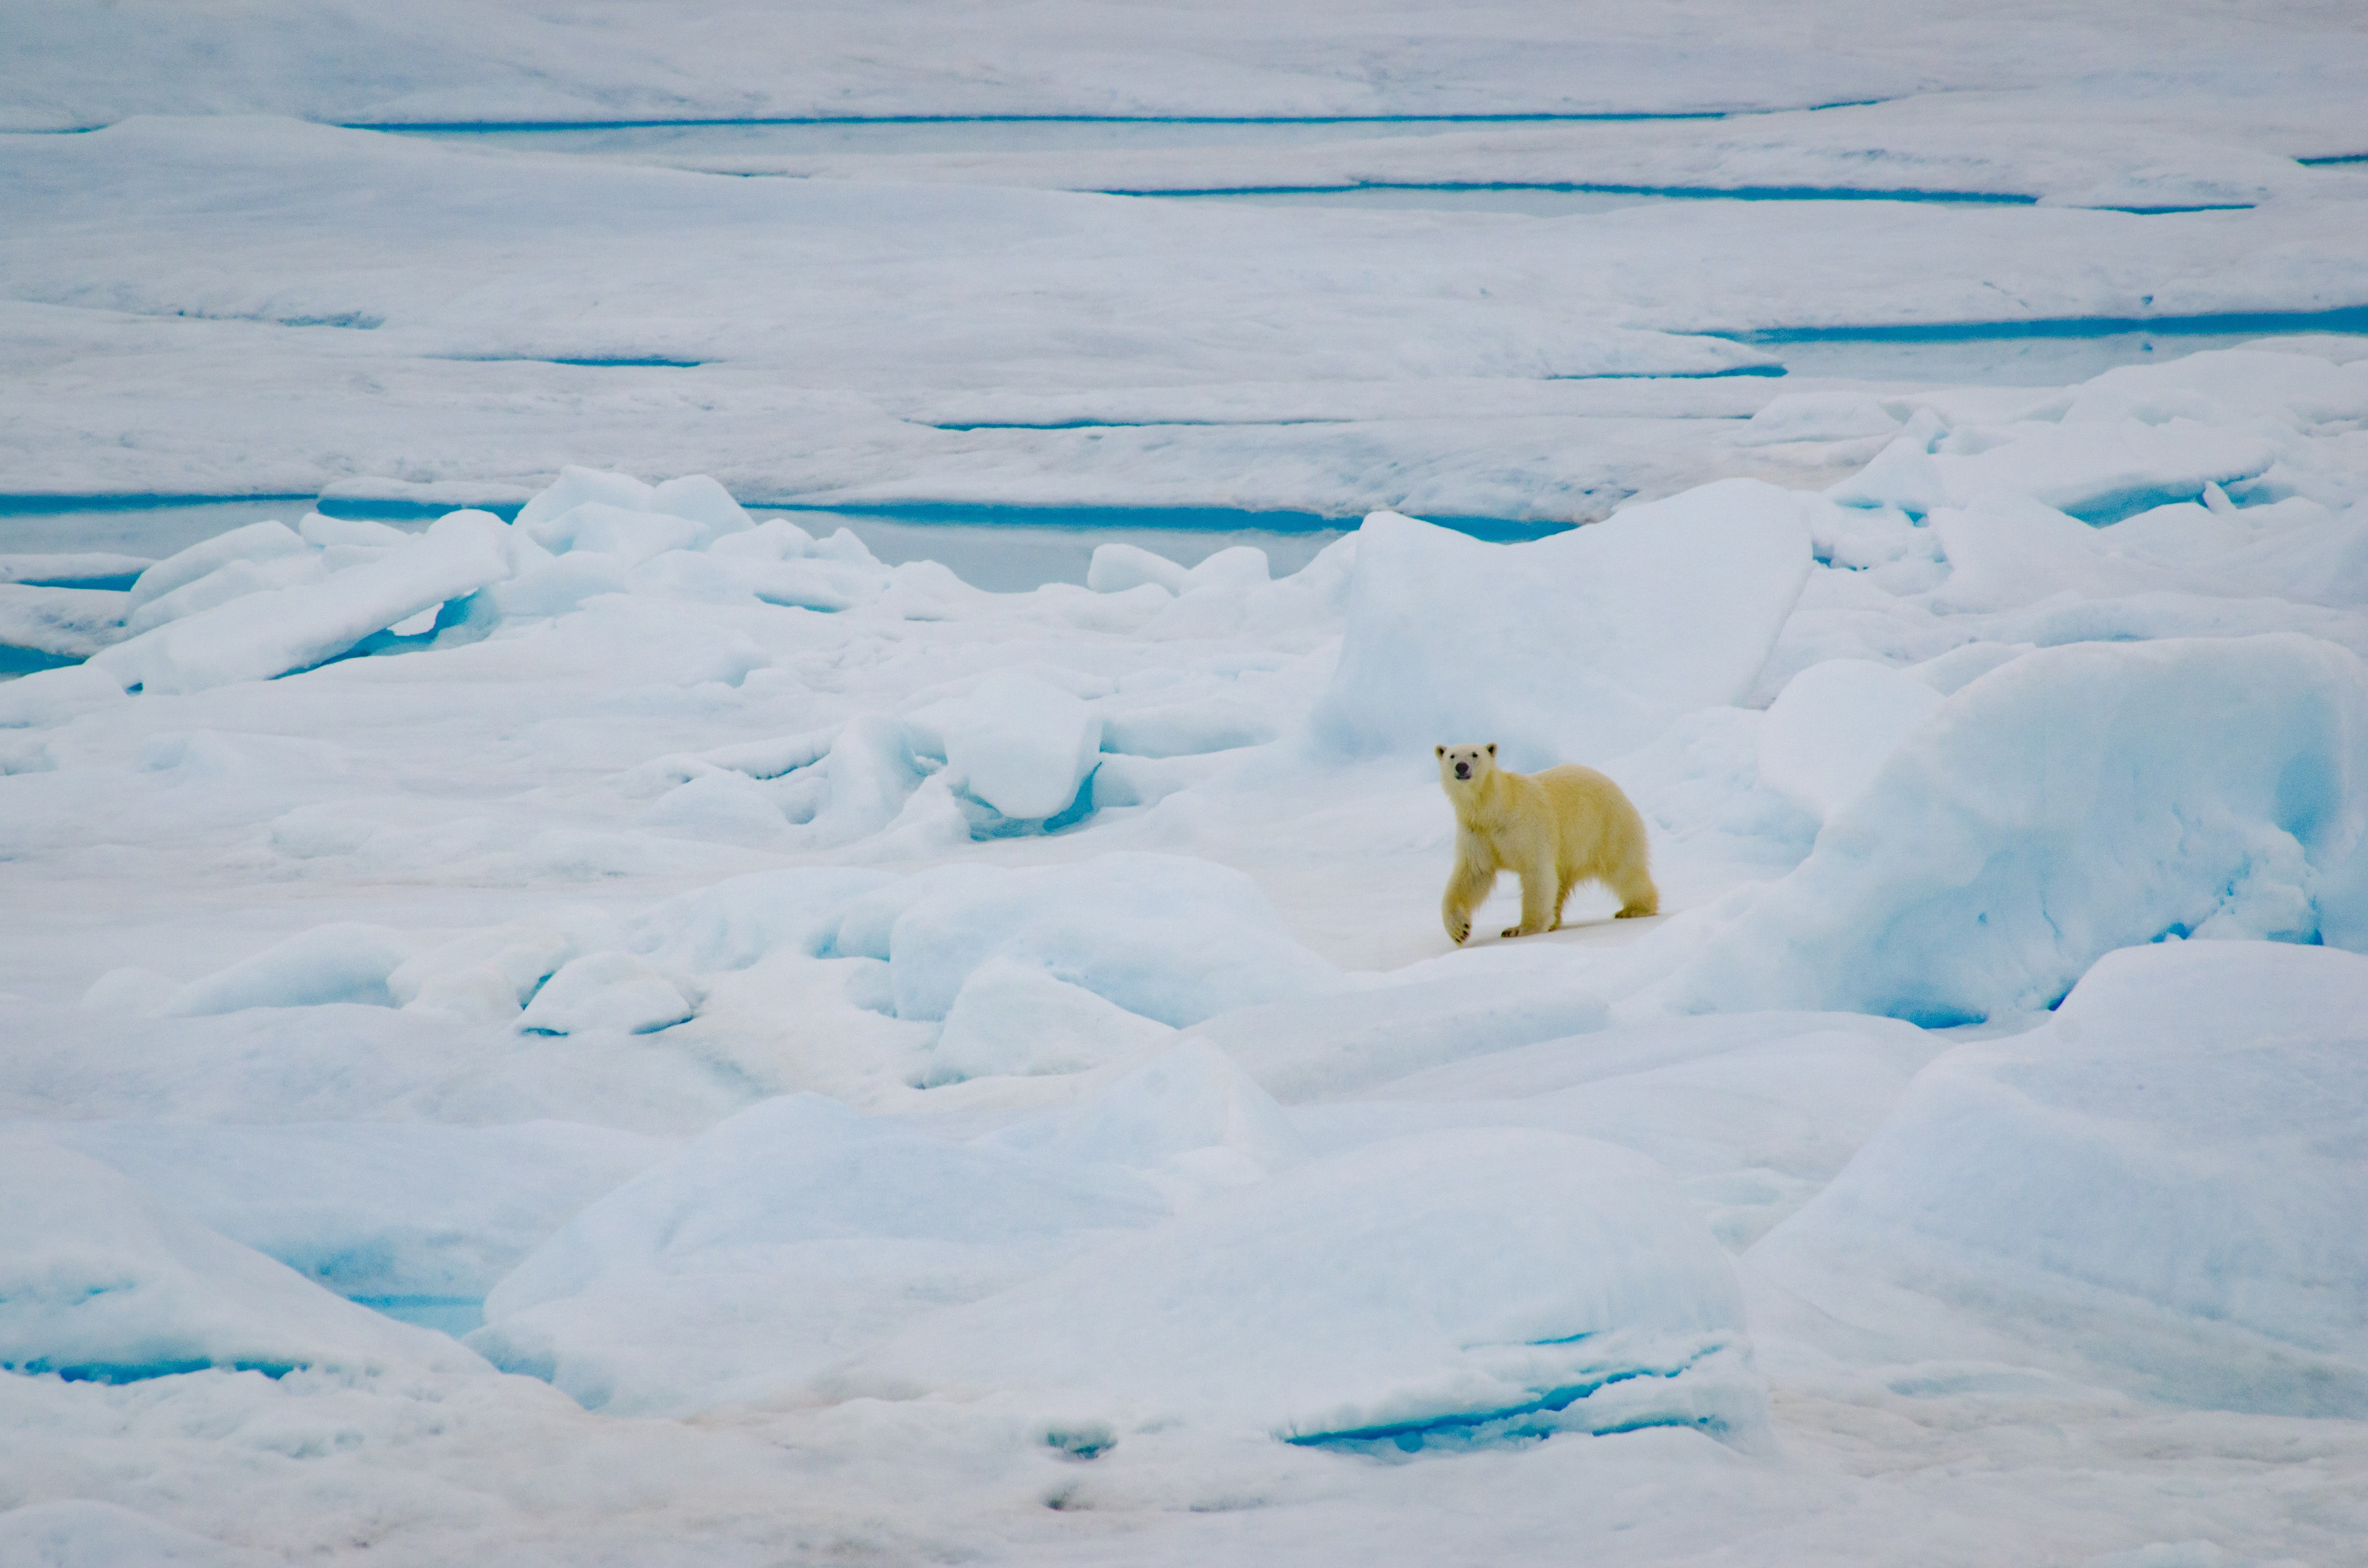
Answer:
[1718,303,2368,344]
[1118,180,2036,204]
[347,101,1900,134]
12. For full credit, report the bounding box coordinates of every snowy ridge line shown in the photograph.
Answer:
[2298,152,2368,166]
[1119,181,2040,205]
[352,102,1895,133]
[1724,304,2368,343]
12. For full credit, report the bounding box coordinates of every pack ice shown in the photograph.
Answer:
[4,339,2368,1561]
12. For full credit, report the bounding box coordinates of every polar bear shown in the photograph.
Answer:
[1437,743,1657,943]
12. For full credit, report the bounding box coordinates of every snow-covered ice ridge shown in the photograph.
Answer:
[5,339,2368,1563]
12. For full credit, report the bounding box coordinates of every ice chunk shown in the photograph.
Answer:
[1100,697,1278,757]
[468,1093,1165,1414]
[823,1129,1764,1450]
[1756,659,1943,821]
[490,551,633,617]
[1181,544,1270,591]
[1735,392,1905,447]
[1749,942,2368,1415]
[93,511,521,694]
[641,769,791,845]
[980,1038,1307,1178]
[511,465,654,533]
[1937,419,2278,525]
[1086,542,1187,594]
[884,853,1338,1027]
[631,868,898,972]
[0,1137,479,1382]
[927,956,1177,1082]
[0,551,152,587]
[521,501,702,564]
[648,473,755,546]
[1311,484,1813,768]
[710,516,818,562]
[515,952,692,1036]
[124,519,304,612]
[1827,431,1949,515]
[46,1119,673,1300]
[1656,635,2368,1024]
[124,552,328,636]
[388,923,584,1023]
[160,923,414,1016]
[2062,348,2368,431]
[0,583,127,658]
[803,713,925,845]
[940,670,1103,821]
[298,512,411,549]
[1930,493,2194,611]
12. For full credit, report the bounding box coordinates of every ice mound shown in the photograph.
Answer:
[1100,695,1279,758]
[629,867,898,973]
[1186,968,1611,1102]
[0,1136,482,1382]
[1658,635,2368,1024]
[938,670,1102,821]
[823,1128,1765,1452]
[41,1119,671,1300]
[468,1094,1167,1415]
[860,852,1339,1027]
[1749,941,2368,1416]
[1822,350,2368,527]
[91,510,522,694]
[1311,483,1813,767]
[1927,493,2199,611]
[979,1039,1307,1181]
[1756,658,1944,821]
[160,923,415,1017]
[926,956,1176,1082]
[1340,1010,1942,1250]
[512,465,753,552]
[0,584,129,660]
[514,952,693,1036]
[124,520,307,613]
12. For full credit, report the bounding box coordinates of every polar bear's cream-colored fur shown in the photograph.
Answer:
[1437,743,1658,943]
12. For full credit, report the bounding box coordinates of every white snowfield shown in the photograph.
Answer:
[7,7,2368,1565]
[5,333,2368,1563]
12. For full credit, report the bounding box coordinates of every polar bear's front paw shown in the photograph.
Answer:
[1501,924,1525,939]
[1447,919,1470,945]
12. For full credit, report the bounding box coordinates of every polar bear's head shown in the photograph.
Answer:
[1436,743,1497,787]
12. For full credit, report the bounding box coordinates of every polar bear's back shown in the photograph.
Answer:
[1533,763,1650,881]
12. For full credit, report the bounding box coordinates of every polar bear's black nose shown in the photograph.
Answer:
[1455,763,1469,778]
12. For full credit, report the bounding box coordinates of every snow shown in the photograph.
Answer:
[5,7,2368,1565]
[1653,635,2368,1024]
[823,1128,1765,1456]
[938,670,1103,821]
[468,1092,1171,1415]
[1755,657,1943,821]
[1749,940,2368,1416]
[1310,483,1813,767]
[0,1137,482,1382]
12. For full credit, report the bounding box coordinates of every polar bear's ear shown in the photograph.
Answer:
[1435,745,1445,756]
[1486,743,1496,755]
